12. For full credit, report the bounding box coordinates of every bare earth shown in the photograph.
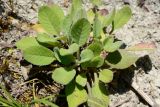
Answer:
[0,0,160,107]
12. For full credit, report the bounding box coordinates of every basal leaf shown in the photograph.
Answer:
[103,37,123,52]
[23,46,55,66]
[87,9,95,23]
[38,5,64,35]
[99,69,113,83]
[59,43,79,56]
[88,40,103,56]
[76,74,87,87]
[105,50,139,69]
[80,49,94,63]
[16,37,39,50]
[54,48,75,65]
[66,81,88,107]
[71,18,91,46]
[93,14,102,38]
[103,8,115,27]
[90,0,102,6]
[88,73,109,107]
[81,56,104,68]
[63,15,72,37]
[114,6,132,29]
[36,33,60,47]
[52,67,76,85]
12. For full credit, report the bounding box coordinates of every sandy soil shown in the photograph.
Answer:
[0,0,160,107]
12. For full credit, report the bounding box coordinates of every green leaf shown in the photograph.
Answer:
[82,56,104,68]
[88,40,103,56]
[114,6,132,29]
[54,48,75,65]
[52,67,76,85]
[90,0,102,6]
[76,74,87,87]
[38,5,64,35]
[80,49,94,63]
[23,46,55,66]
[59,43,79,56]
[36,33,60,47]
[66,81,88,107]
[103,37,123,52]
[71,0,82,19]
[33,99,59,107]
[105,50,139,69]
[16,37,39,50]
[103,9,115,27]
[87,9,95,23]
[88,73,109,107]
[71,18,91,46]
[99,69,113,83]
[93,14,102,38]
[63,15,72,37]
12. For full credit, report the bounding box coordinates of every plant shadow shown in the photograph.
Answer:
[109,55,152,95]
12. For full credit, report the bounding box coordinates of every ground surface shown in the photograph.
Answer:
[0,0,160,107]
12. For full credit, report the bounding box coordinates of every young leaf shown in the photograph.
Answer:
[59,43,79,56]
[54,48,75,65]
[38,5,64,35]
[71,18,91,46]
[70,0,82,18]
[36,33,60,47]
[76,74,87,87]
[114,6,132,29]
[80,49,94,63]
[66,81,88,107]
[16,37,39,50]
[103,9,115,27]
[87,9,95,23]
[90,0,102,6]
[93,14,102,38]
[63,15,72,37]
[103,37,123,52]
[52,67,76,85]
[88,73,109,107]
[23,46,55,66]
[81,56,104,68]
[105,50,138,69]
[99,69,113,83]
[88,40,103,56]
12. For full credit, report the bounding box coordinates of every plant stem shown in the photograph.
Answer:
[109,21,114,34]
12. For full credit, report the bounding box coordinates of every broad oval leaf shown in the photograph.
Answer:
[88,41,103,56]
[16,37,39,50]
[36,33,60,47]
[114,6,132,29]
[81,56,104,68]
[54,48,75,65]
[23,46,55,66]
[76,74,87,87]
[99,69,113,83]
[103,9,115,27]
[105,50,139,69]
[59,43,79,56]
[52,67,76,85]
[38,5,64,35]
[66,81,88,107]
[80,49,94,63]
[103,37,123,52]
[71,18,91,46]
